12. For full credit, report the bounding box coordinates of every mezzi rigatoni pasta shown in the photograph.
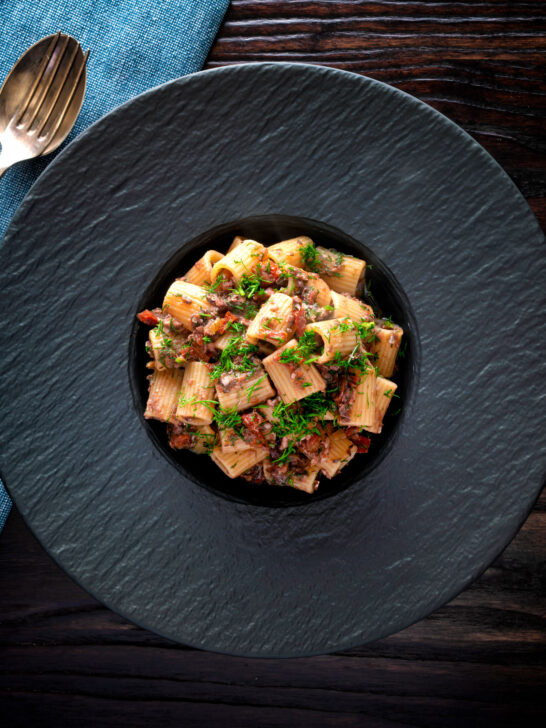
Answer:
[183,250,224,286]
[138,234,404,493]
[371,324,404,378]
[191,425,216,454]
[176,361,216,425]
[304,318,359,364]
[338,367,377,430]
[211,446,269,478]
[320,429,358,479]
[215,368,275,412]
[366,376,398,434]
[211,239,266,283]
[282,265,332,307]
[263,339,326,404]
[144,368,185,423]
[264,458,321,493]
[246,292,295,346]
[227,235,246,253]
[315,246,366,296]
[330,290,373,322]
[267,236,312,267]
[163,280,215,330]
[219,427,253,453]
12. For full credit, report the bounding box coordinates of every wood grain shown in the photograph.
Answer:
[209,0,546,231]
[1,2,545,726]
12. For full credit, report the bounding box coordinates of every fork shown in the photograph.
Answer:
[0,32,89,178]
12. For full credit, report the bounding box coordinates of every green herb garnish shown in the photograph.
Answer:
[209,335,259,381]
[279,330,321,366]
[213,406,243,434]
[247,374,266,402]
[301,241,322,273]
[234,273,266,299]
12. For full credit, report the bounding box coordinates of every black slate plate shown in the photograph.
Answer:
[0,63,544,658]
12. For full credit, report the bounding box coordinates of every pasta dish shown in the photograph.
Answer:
[137,236,404,493]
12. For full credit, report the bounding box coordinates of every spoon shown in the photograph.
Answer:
[0,32,89,179]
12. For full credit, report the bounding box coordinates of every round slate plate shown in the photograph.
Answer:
[0,63,545,658]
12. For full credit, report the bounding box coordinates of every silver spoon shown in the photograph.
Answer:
[0,32,89,179]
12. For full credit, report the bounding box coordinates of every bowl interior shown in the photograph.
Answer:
[129,215,417,507]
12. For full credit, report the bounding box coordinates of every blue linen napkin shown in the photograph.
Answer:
[0,0,231,532]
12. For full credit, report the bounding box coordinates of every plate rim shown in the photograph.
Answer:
[1,61,544,658]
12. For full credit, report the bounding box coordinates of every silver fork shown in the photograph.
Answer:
[0,32,89,178]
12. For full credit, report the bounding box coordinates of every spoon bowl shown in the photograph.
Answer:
[0,32,88,177]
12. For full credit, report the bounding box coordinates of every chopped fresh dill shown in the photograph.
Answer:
[209,335,259,381]
[177,395,217,410]
[272,392,333,441]
[279,330,320,366]
[271,392,336,464]
[226,319,246,334]
[213,405,243,434]
[300,241,322,273]
[204,274,226,293]
[247,374,266,402]
[301,241,344,277]
[234,272,266,299]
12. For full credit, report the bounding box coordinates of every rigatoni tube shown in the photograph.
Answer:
[246,292,295,346]
[211,446,268,478]
[144,368,185,423]
[371,324,403,378]
[176,361,216,425]
[338,367,377,430]
[263,339,326,404]
[304,318,359,364]
[267,236,312,267]
[183,250,223,286]
[263,459,320,493]
[317,247,366,296]
[211,239,267,283]
[215,368,275,412]
[320,430,358,479]
[366,376,398,434]
[330,290,373,322]
[219,428,252,454]
[163,280,214,330]
[227,235,246,253]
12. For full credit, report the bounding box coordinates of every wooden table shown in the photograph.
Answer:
[1,3,545,725]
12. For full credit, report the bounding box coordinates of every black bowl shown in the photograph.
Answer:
[131,214,418,507]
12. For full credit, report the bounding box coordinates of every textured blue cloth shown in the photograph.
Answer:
[0,0,230,532]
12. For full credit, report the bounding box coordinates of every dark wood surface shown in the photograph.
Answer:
[1,2,545,726]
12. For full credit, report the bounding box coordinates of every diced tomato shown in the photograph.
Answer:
[186,331,214,362]
[137,309,159,326]
[217,311,238,334]
[266,260,281,281]
[241,411,264,429]
[351,434,371,453]
[241,411,267,446]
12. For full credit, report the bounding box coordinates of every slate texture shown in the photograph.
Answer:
[0,64,544,657]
